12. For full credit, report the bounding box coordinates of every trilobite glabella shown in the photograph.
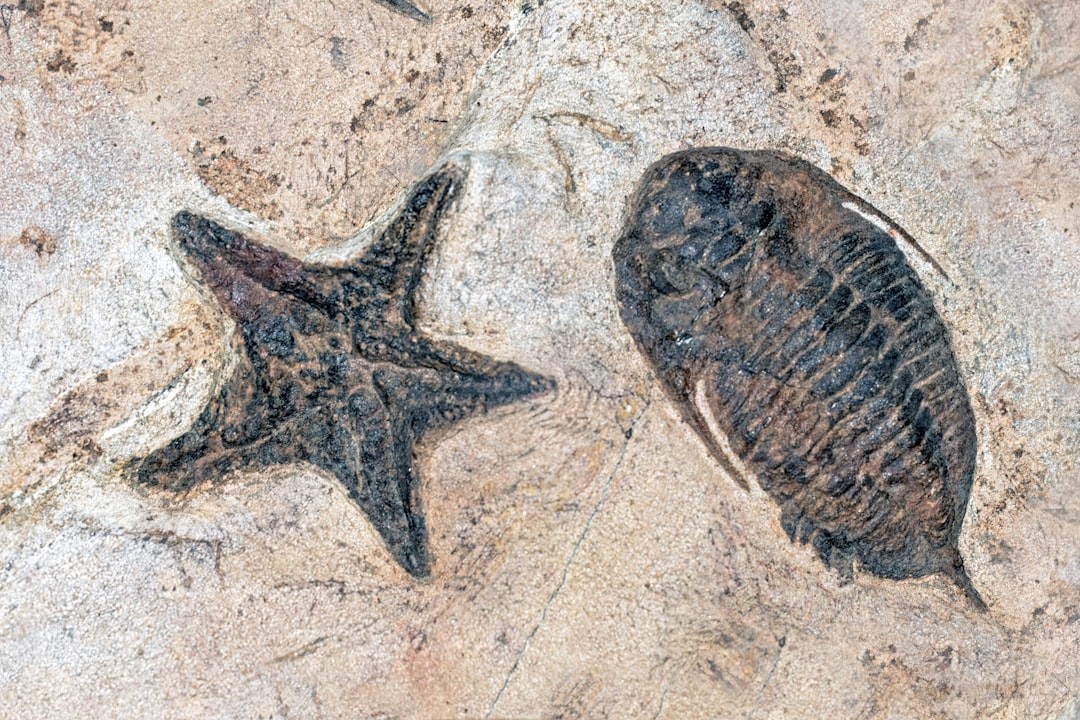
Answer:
[612,147,982,608]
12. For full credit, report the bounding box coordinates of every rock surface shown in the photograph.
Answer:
[1,0,1078,717]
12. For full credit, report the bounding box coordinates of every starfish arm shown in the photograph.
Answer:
[129,401,221,491]
[335,385,433,577]
[131,301,345,490]
[372,357,552,440]
[172,212,342,317]
[350,325,552,381]
[130,350,270,490]
[348,164,466,331]
[335,358,552,576]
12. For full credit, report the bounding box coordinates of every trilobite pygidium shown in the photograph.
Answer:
[612,147,983,608]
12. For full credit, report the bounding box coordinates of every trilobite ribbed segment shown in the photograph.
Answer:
[612,147,982,608]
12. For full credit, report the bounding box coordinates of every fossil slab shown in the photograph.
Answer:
[3,0,1080,717]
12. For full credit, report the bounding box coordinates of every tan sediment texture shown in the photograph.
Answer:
[21,0,519,251]
[1,1,1078,718]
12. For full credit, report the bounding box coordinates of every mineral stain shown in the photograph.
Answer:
[129,163,554,578]
[612,147,983,608]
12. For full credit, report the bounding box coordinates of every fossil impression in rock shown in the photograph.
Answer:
[128,163,554,578]
[612,147,983,607]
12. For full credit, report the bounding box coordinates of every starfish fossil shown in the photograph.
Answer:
[129,163,554,578]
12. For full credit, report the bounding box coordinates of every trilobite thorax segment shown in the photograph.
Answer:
[613,147,980,605]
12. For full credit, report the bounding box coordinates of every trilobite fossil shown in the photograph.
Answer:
[613,147,983,608]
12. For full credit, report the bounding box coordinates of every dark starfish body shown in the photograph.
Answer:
[130,165,553,577]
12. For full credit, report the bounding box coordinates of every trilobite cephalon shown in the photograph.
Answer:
[612,147,983,608]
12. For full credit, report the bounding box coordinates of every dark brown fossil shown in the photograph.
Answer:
[128,163,554,578]
[370,0,430,23]
[612,147,983,608]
